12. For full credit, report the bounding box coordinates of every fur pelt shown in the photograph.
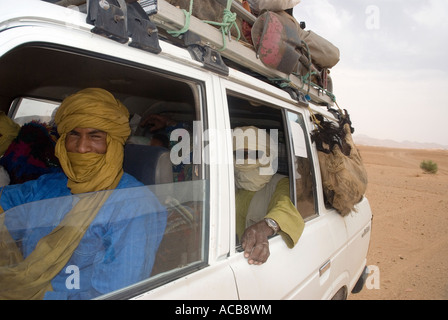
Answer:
[310,109,368,216]
[310,108,353,156]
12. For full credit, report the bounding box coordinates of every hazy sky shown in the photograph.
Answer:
[293,0,448,146]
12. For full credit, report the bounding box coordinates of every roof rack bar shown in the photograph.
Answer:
[152,0,333,106]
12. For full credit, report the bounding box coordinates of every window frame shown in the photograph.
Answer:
[223,86,321,252]
[0,42,215,300]
[284,109,320,220]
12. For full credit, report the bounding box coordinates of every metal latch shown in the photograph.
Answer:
[188,43,229,76]
[319,260,331,277]
[87,0,128,43]
[127,1,161,53]
[282,85,309,107]
[87,0,161,53]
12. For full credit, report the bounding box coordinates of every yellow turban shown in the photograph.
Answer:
[54,88,131,193]
[0,112,20,156]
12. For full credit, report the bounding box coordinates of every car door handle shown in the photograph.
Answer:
[319,260,331,277]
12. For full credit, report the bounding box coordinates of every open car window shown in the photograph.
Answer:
[0,38,211,299]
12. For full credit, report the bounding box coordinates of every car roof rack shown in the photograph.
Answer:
[150,1,334,107]
[54,0,335,106]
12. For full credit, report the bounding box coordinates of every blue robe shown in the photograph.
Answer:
[0,172,167,300]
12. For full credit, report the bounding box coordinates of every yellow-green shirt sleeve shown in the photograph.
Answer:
[235,189,255,241]
[265,178,305,248]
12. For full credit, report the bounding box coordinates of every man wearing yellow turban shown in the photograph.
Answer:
[233,126,304,265]
[0,88,167,300]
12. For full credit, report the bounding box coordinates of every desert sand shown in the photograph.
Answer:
[348,145,448,300]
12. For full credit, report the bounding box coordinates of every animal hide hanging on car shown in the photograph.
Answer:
[310,108,368,216]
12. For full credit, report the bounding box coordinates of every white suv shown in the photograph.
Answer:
[0,0,372,300]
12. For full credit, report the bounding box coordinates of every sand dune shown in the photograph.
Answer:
[349,145,448,300]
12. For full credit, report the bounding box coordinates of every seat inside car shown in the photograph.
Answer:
[123,144,173,185]
[123,143,201,277]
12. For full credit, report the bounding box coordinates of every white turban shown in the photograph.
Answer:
[232,126,278,191]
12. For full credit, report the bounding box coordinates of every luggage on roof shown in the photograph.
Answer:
[49,0,337,106]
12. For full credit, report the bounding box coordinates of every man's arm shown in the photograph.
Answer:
[241,178,305,265]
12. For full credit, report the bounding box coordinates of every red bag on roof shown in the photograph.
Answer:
[251,11,302,74]
[252,11,340,74]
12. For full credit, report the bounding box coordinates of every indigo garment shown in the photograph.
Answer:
[0,172,167,300]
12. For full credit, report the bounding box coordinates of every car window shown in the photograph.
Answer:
[0,43,209,300]
[286,111,318,219]
[227,93,318,250]
[9,98,60,126]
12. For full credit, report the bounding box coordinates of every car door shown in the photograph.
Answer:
[0,4,240,299]
[220,77,338,299]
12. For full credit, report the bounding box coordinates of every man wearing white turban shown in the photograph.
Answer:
[233,126,304,265]
[0,88,167,300]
